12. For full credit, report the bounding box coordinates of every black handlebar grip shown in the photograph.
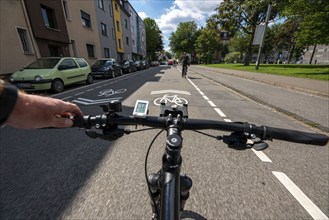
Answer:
[72,116,88,128]
[265,126,329,146]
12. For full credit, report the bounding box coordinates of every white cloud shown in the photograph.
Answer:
[138,11,148,20]
[156,0,221,34]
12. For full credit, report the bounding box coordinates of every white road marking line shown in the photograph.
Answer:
[208,100,216,107]
[251,148,272,162]
[273,171,328,220]
[87,89,94,92]
[199,91,205,96]
[61,96,72,100]
[203,95,209,100]
[74,92,84,96]
[96,86,102,89]
[224,119,232,122]
[151,90,191,95]
[214,108,227,117]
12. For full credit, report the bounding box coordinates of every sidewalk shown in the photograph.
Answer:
[192,65,329,97]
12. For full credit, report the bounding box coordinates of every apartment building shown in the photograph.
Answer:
[63,0,102,65]
[0,0,39,76]
[0,0,146,77]
[94,0,117,59]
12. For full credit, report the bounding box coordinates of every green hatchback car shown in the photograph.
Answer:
[10,57,93,93]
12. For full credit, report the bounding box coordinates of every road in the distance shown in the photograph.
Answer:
[0,66,328,219]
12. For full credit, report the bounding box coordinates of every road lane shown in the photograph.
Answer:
[0,66,328,219]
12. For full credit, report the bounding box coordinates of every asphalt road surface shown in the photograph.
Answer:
[1,65,328,220]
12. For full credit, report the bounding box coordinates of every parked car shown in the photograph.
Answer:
[121,60,137,73]
[142,60,150,69]
[91,58,122,78]
[168,60,174,65]
[150,61,159,67]
[10,57,93,93]
[135,60,144,71]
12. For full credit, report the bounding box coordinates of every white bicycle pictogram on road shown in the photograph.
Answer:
[98,88,127,97]
[154,94,188,106]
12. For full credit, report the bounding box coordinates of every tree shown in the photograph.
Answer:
[212,0,286,66]
[228,30,250,62]
[284,0,329,63]
[169,21,199,62]
[144,18,163,61]
[195,28,221,64]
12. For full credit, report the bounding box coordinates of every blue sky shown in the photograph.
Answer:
[129,0,222,51]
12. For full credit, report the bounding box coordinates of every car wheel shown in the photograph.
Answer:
[51,79,64,93]
[86,74,93,84]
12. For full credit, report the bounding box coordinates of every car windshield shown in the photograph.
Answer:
[94,60,112,66]
[24,58,61,69]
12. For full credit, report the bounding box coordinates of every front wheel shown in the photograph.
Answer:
[86,74,93,84]
[51,79,64,93]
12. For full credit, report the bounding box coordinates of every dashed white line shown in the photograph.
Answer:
[273,171,328,220]
[208,100,216,107]
[87,89,94,92]
[203,95,209,100]
[214,108,227,117]
[224,119,232,122]
[251,148,272,162]
[74,92,84,96]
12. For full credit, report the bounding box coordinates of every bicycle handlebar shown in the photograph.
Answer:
[72,114,328,146]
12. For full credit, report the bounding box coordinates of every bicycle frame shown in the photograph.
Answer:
[147,105,192,220]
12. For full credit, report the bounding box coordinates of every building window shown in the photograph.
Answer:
[16,27,33,54]
[41,6,57,29]
[132,39,135,46]
[62,0,71,20]
[115,3,118,11]
[101,22,107,36]
[118,39,122,49]
[86,44,95,57]
[116,21,120,32]
[112,28,115,40]
[81,10,91,28]
[126,37,129,45]
[131,25,134,33]
[109,4,113,17]
[104,48,110,58]
[124,19,128,29]
[97,0,104,9]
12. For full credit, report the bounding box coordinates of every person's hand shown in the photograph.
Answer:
[5,92,83,129]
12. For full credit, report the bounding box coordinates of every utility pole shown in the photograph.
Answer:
[255,4,272,70]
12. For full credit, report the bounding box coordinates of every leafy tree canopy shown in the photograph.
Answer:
[144,18,163,60]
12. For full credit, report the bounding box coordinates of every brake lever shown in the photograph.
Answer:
[85,128,125,141]
[223,132,268,151]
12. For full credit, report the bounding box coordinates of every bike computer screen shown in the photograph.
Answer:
[133,100,149,118]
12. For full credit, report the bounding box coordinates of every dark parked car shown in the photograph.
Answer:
[142,60,150,69]
[91,58,122,78]
[121,60,137,73]
[135,60,144,71]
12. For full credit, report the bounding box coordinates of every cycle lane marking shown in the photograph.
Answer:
[273,172,329,220]
[186,76,272,163]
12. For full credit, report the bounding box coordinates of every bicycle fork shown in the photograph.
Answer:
[148,173,193,219]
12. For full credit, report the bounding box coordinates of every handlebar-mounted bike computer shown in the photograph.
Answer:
[133,100,149,118]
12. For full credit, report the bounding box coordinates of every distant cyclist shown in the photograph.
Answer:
[181,52,189,78]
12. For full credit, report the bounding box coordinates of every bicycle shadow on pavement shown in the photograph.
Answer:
[181,210,207,220]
